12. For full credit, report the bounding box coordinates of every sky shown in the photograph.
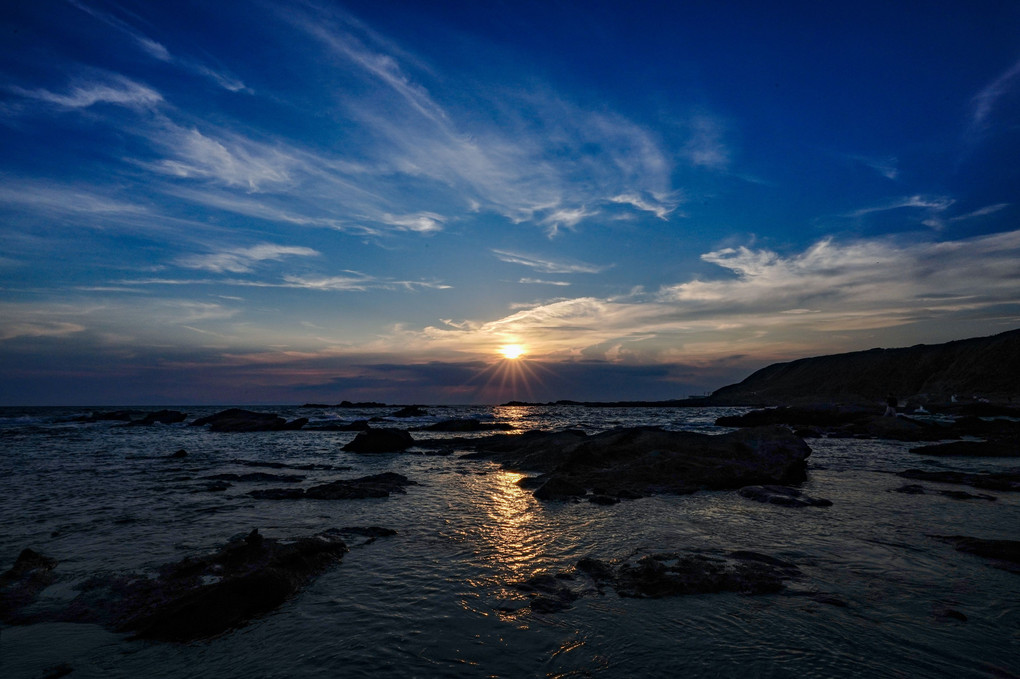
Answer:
[1,0,1019,406]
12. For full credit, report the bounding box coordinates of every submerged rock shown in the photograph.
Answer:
[391,405,428,418]
[514,549,801,613]
[250,472,417,500]
[896,469,1020,492]
[930,535,1020,574]
[57,527,394,642]
[190,409,307,432]
[0,548,58,622]
[910,440,1018,457]
[125,410,188,426]
[342,428,414,453]
[461,425,812,501]
[738,485,833,507]
[419,418,515,432]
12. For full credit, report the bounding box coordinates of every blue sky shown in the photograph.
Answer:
[2,0,1019,405]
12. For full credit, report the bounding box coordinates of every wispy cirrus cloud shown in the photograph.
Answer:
[11,74,162,110]
[491,249,610,274]
[65,0,246,92]
[970,57,1020,131]
[175,243,320,273]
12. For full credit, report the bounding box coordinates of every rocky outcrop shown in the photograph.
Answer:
[391,406,428,418]
[460,426,812,501]
[930,535,1020,574]
[342,428,414,453]
[718,406,957,442]
[54,528,384,642]
[190,409,307,432]
[708,328,1020,406]
[250,472,416,500]
[125,410,188,426]
[910,440,1018,457]
[896,469,1020,492]
[510,549,801,613]
[0,548,58,622]
[738,485,833,507]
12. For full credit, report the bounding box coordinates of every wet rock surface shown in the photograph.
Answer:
[892,484,997,501]
[190,408,307,432]
[250,472,417,500]
[910,440,1018,457]
[124,410,188,426]
[342,428,415,453]
[3,528,393,642]
[510,549,802,613]
[738,485,833,507]
[896,469,1020,492]
[458,426,812,501]
[0,548,58,622]
[930,535,1020,574]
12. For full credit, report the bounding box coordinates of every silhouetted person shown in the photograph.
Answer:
[884,394,898,417]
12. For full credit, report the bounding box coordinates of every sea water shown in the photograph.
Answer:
[1,405,1018,678]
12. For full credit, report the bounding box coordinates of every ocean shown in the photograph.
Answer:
[1,405,1018,678]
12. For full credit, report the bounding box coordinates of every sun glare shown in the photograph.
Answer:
[499,344,525,360]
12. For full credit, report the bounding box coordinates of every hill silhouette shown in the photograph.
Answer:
[708,328,1020,406]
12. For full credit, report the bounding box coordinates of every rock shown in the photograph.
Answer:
[934,607,968,622]
[533,477,587,500]
[938,490,996,501]
[738,485,833,507]
[305,420,372,431]
[127,410,188,426]
[897,469,1020,492]
[716,405,873,428]
[342,428,414,453]
[190,409,306,432]
[61,529,351,642]
[893,484,927,494]
[0,548,58,622]
[170,449,188,459]
[588,494,620,505]
[910,440,1018,457]
[391,405,428,418]
[250,472,417,500]
[462,426,813,502]
[930,535,1020,574]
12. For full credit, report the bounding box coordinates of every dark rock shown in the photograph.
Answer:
[391,406,428,418]
[190,409,299,432]
[250,472,416,500]
[897,469,1020,492]
[533,477,587,500]
[278,417,308,431]
[930,535,1020,574]
[893,484,927,494]
[128,410,188,426]
[463,426,812,502]
[934,607,968,622]
[342,428,414,453]
[62,529,350,642]
[0,548,58,622]
[939,490,996,501]
[341,526,397,539]
[588,494,620,505]
[738,485,833,507]
[910,440,1018,457]
[170,448,188,459]
[716,405,873,428]
[608,551,794,598]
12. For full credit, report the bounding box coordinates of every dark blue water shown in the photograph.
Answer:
[1,406,1018,678]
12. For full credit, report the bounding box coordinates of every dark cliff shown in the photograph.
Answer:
[708,329,1020,406]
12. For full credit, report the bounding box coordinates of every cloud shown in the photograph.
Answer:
[394,230,1020,363]
[491,250,610,274]
[378,212,445,233]
[845,194,954,219]
[971,57,1020,131]
[175,244,320,273]
[848,154,898,180]
[519,278,571,286]
[66,0,246,92]
[11,74,162,110]
[949,203,1010,222]
[683,114,729,170]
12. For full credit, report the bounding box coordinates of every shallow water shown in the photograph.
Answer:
[1,405,1018,678]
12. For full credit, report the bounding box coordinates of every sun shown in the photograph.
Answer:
[499,344,525,360]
